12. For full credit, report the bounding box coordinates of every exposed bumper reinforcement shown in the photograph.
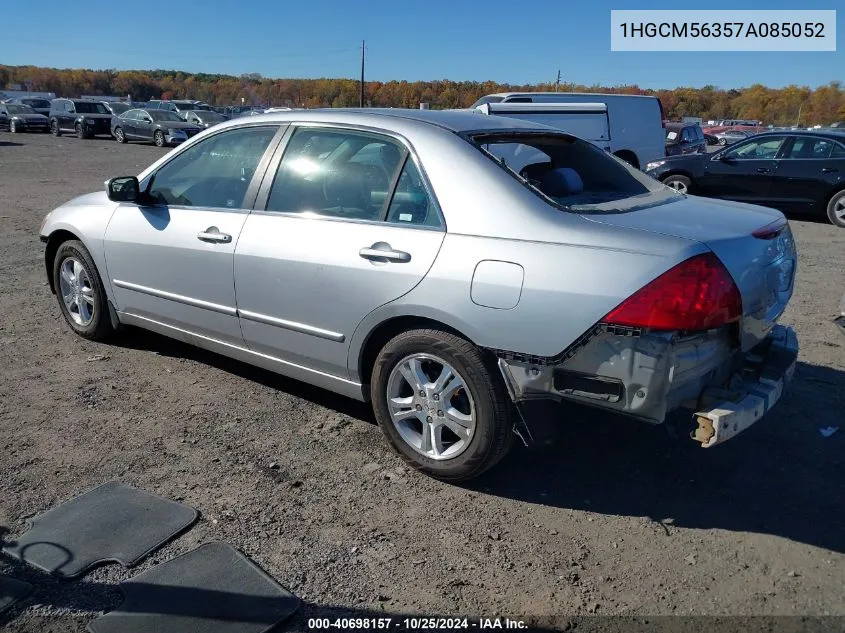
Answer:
[692,325,798,448]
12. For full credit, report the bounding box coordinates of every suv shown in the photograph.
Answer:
[49,98,114,139]
[665,122,706,156]
[147,100,214,119]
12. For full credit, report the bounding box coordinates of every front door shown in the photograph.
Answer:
[103,124,282,345]
[234,126,445,379]
[698,135,788,205]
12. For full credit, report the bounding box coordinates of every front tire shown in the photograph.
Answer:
[75,123,90,139]
[370,329,513,482]
[154,130,165,147]
[114,127,126,143]
[827,190,845,228]
[52,240,116,341]
[50,119,61,136]
[719,137,727,145]
[9,120,17,133]
[663,174,692,194]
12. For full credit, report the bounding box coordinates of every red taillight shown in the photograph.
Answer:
[602,253,742,331]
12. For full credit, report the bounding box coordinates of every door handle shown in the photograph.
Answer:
[822,167,839,173]
[197,227,232,243]
[359,244,411,263]
[756,167,770,173]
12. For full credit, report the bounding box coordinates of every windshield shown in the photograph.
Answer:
[74,102,109,114]
[6,105,35,115]
[149,111,183,121]
[22,99,50,108]
[471,132,664,212]
[470,95,505,108]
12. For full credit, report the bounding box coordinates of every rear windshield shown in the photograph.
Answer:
[471,132,666,212]
[470,96,505,108]
[74,102,109,114]
[108,102,131,114]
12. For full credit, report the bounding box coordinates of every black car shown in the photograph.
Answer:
[49,98,114,138]
[8,97,52,117]
[664,122,706,156]
[183,109,229,129]
[0,103,49,133]
[111,108,202,146]
[645,130,845,226]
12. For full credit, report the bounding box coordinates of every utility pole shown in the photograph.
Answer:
[360,40,365,108]
[795,103,802,127]
[555,70,561,92]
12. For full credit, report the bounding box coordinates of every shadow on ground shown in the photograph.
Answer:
[106,329,845,553]
[0,141,25,147]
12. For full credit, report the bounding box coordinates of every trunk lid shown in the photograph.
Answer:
[581,195,797,350]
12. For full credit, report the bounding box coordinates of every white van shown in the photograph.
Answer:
[471,92,667,168]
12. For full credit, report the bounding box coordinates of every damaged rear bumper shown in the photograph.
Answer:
[692,324,798,447]
[496,323,798,444]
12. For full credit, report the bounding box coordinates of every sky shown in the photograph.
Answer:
[3,0,842,90]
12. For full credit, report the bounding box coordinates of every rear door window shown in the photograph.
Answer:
[785,137,835,159]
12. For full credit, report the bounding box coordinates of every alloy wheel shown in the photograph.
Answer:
[834,198,845,223]
[667,179,688,194]
[58,257,96,326]
[386,353,476,461]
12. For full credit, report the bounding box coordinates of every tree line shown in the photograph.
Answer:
[2,65,844,126]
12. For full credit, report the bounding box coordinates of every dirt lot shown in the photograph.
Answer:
[1,132,844,632]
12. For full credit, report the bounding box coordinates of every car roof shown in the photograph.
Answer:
[484,91,656,100]
[754,129,845,140]
[218,108,561,135]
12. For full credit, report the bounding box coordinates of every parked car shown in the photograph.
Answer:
[102,101,132,116]
[183,109,229,129]
[39,109,798,480]
[111,108,202,146]
[49,99,113,138]
[147,100,214,119]
[471,92,666,168]
[0,103,49,133]
[664,122,706,156]
[8,97,51,117]
[714,129,754,145]
[645,130,845,226]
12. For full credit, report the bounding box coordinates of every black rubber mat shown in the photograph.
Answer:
[2,481,198,578]
[88,541,300,633]
[0,576,33,615]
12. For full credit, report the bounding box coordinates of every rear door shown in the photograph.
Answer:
[768,135,845,214]
[135,111,155,141]
[697,135,788,205]
[234,125,445,379]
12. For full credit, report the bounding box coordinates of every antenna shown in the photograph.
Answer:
[360,40,365,108]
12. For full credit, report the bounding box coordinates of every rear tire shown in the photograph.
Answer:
[154,130,165,147]
[52,240,116,341]
[826,190,845,228]
[370,329,514,482]
[663,174,692,194]
[114,127,126,143]
[50,119,61,136]
[719,137,727,145]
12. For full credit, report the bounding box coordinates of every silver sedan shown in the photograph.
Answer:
[39,109,798,480]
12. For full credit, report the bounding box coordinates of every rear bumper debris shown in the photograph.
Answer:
[692,324,798,447]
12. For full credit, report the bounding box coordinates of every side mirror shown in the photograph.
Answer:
[719,154,735,162]
[106,176,140,202]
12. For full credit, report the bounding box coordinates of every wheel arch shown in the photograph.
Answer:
[44,229,82,294]
[659,169,694,181]
[355,314,481,390]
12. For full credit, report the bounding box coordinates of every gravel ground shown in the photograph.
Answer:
[1,132,844,632]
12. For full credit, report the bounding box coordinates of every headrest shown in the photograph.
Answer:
[539,167,584,197]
